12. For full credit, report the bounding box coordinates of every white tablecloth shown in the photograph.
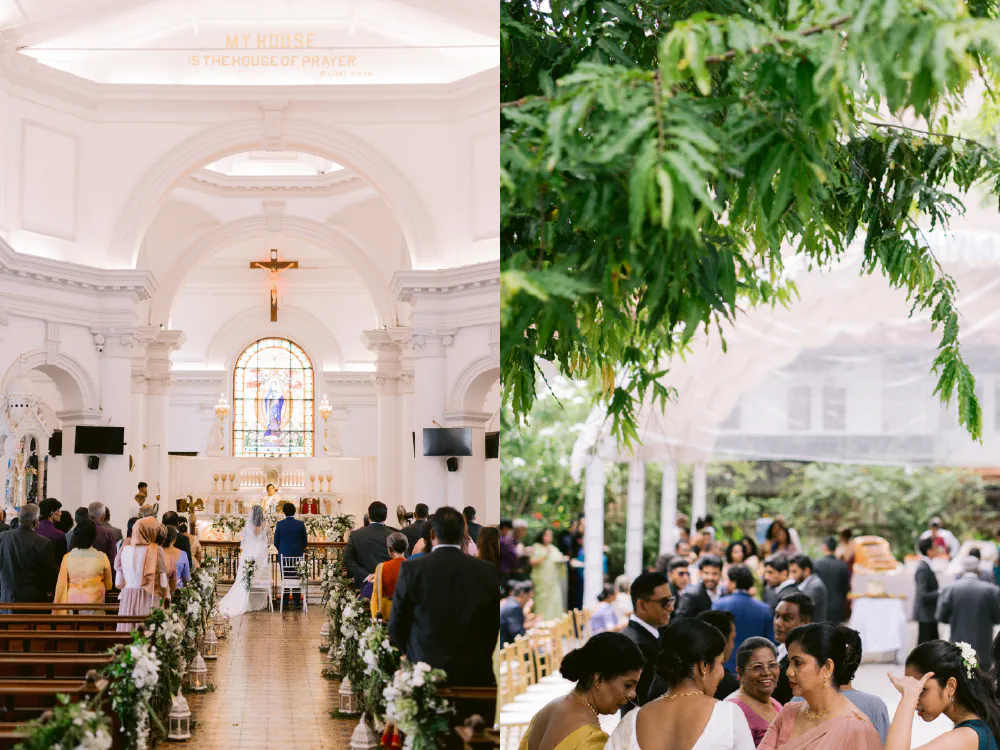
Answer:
[849,598,909,662]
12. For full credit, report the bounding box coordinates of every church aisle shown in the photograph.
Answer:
[184,608,354,749]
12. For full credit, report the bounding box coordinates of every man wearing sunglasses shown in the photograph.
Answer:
[621,571,675,715]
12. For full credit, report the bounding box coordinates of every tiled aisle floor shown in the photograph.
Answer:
[184,608,356,749]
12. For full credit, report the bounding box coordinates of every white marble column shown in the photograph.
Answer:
[397,371,415,510]
[410,331,452,511]
[659,460,678,554]
[583,454,608,609]
[93,330,135,524]
[691,461,707,536]
[144,331,184,509]
[362,330,403,508]
[625,460,646,581]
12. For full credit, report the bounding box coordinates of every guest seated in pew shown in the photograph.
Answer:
[163,526,190,593]
[0,503,58,608]
[520,632,644,750]
[115,517,169,631]
[54,520,113,615]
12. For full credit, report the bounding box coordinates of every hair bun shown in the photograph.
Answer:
[560,647,587,682]
[656,645,685,683]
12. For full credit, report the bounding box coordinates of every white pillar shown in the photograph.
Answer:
[397,372,415,510]
[143,331,184,510]
[625,460,646,581]
[362,330,403,508]
[129,377,147,489]
[691,461,707,536]
[410,332,452,511]
[659,460,678,554]
[583,454,607,609]
[93,330,135,524]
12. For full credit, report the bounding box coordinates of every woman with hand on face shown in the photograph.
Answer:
[730,638,783,746]
[758,624,880,750]
[885,640,1000,750]
[519,632,643,750]
[607,618,755,750]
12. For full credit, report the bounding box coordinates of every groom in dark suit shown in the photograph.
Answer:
[622,571,673,714]
[273,503,308,609]
[344,501,397,591]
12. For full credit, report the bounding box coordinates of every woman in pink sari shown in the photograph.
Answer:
[758,624,881,750]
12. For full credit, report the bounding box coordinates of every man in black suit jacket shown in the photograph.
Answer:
[814,538,851,623]
[401,504,429,556]
[344,501,398,588]
[0,504,58,607]
[762,554,799,610]
[463,506,482,544]
[914,537,940,643]
[621,571,674,714]
[388,506,498,685]
[676,555,723,619]
[771,592,814,704]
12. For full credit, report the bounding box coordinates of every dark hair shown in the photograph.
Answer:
[766,519,787,540]
[283,503,296,516]
[56,510,74,533]
[420,518,434,549]
[597,585,616,603]
[667,558,689,574]
[741,537,759,559]
[415,503,429,520]
[695,518,706,531]
[561,632,645,689]
[697,609,736,639]
[698,554,723,571]
[690,545,701,556]
[266,483,275,491]
[74,507,89,526]
[725,541,746,564]
[908,640,1000,742]
[839,528,852,540]
[138,482,147,490]
[764,554,789,573]
[654,554,675,576]
[10,518,18,529]
[499,519,512,531]
[126,517,138,540]
[736,637,778,672]
[165,526,177,547]
[104,507,111,522]
[790,554,813,573]
[630,571,669,611]
[656,619,726,687]
[477,527,500,568]
[154,525,166,545]
[72,520,98,550]
[39,498,62,519]
[510,580,533,597]
[784,623,853,684]
[839,626,863,685]
[777,591,815,621]
[823,537,838,553]
[918,537,935,556]
[727,564,755,591]
[178,520,188,534]
[535,527,554,545]
[430,506,465,545]
[368,502,388,523]
[970,548,983,560]
[463,506,476,521]
[162,511,179,527]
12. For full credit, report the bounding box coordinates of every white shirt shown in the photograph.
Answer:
[433,544,462,551]
[628,614,660,640]
[775,578,797,595]
[776,642,788,661]
[919,528,959,557]
[127,499,141,519]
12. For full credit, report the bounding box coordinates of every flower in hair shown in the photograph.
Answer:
[956,642,978,678]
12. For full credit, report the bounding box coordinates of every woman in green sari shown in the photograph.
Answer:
[530,528,569,621]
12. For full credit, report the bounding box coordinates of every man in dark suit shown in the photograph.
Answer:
[344,501,398,590]
[914,536,940,643]
[790,554,829,623]
[388,506,498,685]
[676,555,723,619]
[401,503,429,556]
[666,558,690,600]
[463,506,482,544]
[621,571,673,714]
[762,554,798,610]
[102,507,123,547]
[711,564,773,670]
[771,592,814,704]
[273,503,309,609]
[937,555,1000,671]
[0,503,58,606]
[814,537,851,623]
[161,511,192,570]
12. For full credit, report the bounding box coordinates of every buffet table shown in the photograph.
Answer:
[850,560,955,622]
[847,594,909,663]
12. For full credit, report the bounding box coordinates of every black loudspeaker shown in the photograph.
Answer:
[446,457,459,472]
[87,455,100,470]
[412,431,416,458]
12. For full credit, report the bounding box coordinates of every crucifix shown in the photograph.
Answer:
[250,249,298,322]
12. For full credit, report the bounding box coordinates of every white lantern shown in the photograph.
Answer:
[212,610,228,639]
[201,627,218,660]
[320,620,330,646]
[338,676,359,715]
[167,693,192,741]
[350,714,380,749]
[188,652,208,692]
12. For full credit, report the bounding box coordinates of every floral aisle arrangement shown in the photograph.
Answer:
[103,634,163,750]
[339,599,371,688]
[242,558,257,592]
[382,661,452,750]
[321,565,355,666]
[360,619,401,720]
[144,608,185,702]
[13,695,112,750]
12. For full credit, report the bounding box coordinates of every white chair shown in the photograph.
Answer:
[250,568,273,613]
[278,556,308,613]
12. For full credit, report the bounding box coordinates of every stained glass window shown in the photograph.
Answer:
[233,338,314,457]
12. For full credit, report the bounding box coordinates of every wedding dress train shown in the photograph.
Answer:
[217,507,272,618]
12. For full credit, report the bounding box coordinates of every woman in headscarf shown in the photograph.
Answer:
[114,516,169,631]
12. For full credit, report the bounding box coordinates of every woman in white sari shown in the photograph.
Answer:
[217,506,272,617]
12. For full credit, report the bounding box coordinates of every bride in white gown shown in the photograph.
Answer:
[217,505,272,617]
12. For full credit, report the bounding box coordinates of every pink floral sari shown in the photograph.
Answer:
[758,702,882,750]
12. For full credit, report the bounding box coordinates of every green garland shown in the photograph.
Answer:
[13,695,112,750]
[360,619,401,720]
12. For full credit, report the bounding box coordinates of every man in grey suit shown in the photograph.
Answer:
[343,501,399,589]
[401,503,429,555]
[937,555,1000,671]
[790,554,829,623]
[0,504,58,607]
[762,554,798,610]
[814,538,851,623]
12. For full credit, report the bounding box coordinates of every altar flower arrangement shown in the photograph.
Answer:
[360,619,401,718]
[103,633,163,750]
[383,661,452,750]
[209,514,246,536]
[13,694,112,750]
[331,513,355,542]
[242,558,257,593]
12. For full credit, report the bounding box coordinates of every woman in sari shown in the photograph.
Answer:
[884,640,1000,750]
[163,526,190,593]
[529,528,568,621]
[115,517,169,631]
[729,637,782,746]
[54,520,113,614]
[371,532,408,619]
[520,632,642,750]
[758,624,881,750]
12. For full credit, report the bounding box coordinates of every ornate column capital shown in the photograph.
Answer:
[410,329,456,359]
[375,373,400,397]
[398,371,415,395]
[91,328,137,358]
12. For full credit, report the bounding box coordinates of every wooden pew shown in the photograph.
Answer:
[0,615,146,632]
[0,631,131,653]
[0,603,121,613]
[439,687,499,750]
[0,653,115,681]
[0,672,105,722]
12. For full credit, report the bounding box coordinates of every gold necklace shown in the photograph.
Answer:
[667,691,704,699]
[573,691,599,719]
[740,689,775,713]
[804,703,833,721]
